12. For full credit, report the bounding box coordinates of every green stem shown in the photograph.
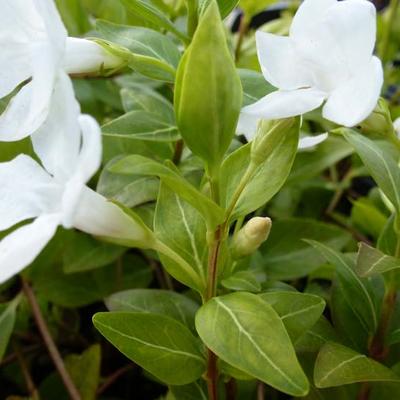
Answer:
[380,0,400,63]
[235,15,248,63]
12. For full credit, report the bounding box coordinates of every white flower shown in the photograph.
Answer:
[0,76,153,284]
[394,118,400,137]
[241,0,383,128]
[0,0,121,141]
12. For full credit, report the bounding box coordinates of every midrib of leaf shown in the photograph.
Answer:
[95,321,204,362]
[214,298,303,392]
[175,195,205,279]
[280,303,322,320]
[318,354,365,385]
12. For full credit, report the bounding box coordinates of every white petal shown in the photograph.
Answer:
[0,45,31,98]
[290,0,336,40]
[237,112,259,141]
[242,88,327,120]
[0,155,59,231]
[256,31,312,90]
[0,214,60,284]
[322,0,377,73]
[298,133,328,150]
[323,57,383,127]
[31,72,81,178]
[77,115,102,183]
[32,0,67,53]
[71,186,151,244]
[394,118,400,137]
[0,44,58,141]
[64,38,122,74]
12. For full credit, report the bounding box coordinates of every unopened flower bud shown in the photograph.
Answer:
[231,217,272,259]
[251,118,300,166]
[394,118,400,138]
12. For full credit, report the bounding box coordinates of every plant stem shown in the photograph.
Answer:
[225,378,237,400]
[21,278,81,400]
[235,15,248,63]
[207,349,219,400]
[97,364,135,395]
[380,0,400,63]
[257,381,265,400]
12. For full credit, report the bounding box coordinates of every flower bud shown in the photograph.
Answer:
[250,118,300,166]
[231,217,272,259]
[394,118,400,138]
[359,98,395,137]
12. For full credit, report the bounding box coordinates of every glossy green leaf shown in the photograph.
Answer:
[356,242,400,277]
[195,292,309,396]
[220,119,299,220]
[95,20,181,82]
[63,231,125,274]
[102,110,179,142]
[106,289,198,330]
[93,312,206,385]
[259,219,351,280]
[259,291,325,342]
[120,0,189,43]
[169,381,208,400]
[175,0,242,171]
[0,299,18,361]
[314,342,400,388]
[342,129,400,213]
[240,0,277,18]
[238,68,274,108]
[221,270,261,292]
[65,345,101,400]
[109,154,225,228]
[307,240,378,334]
[155,183,207,291]
[295,317,339,353]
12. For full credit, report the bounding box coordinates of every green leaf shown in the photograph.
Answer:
[106,289,199,330]
[356,242,400,278]
[238,68,274,108]
[199,0,240,18]
[287,136,353,184]
[221,270,261,292]
[314,342,400,388]
[0,299,18,361]
[169,381,208,400]
[239,0,277,18]
[63,231,125,274]
[120,0,189,43]
[120,87,174,122]
[295,317,339,353]
[64,345,101,400]
[175,0,242,171]
[93,312,206,385]
[109,154,225,228]
[155,183,207,291]
[259,292,325,342]
[95,20,181,82]
[342,129,400,213]
[259,219,351,280]
[195,292,309,396]
[98,157,159,208]
[220,119,299,220]
[307,241,378,334]
[102,110,180,142]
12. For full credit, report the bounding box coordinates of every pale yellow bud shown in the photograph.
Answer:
[231,217,272,259]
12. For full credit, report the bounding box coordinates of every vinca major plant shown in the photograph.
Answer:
[0,0,400,399]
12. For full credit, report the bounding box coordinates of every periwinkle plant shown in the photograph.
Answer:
[0,0,400,399]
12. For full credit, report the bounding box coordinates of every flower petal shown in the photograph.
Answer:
[64,38,122,74]
[0,214,60,284]
[255,31,312,90]
[237,112,259,141]
[71,186,153,246]
[31,72,81,178]
[0,155,58,230]
[242,88,326,120]
[298,133,328,150]
[322,56,383,127]
[322,0,377,74]
[77,114,102,183]
[290,0,336,40]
